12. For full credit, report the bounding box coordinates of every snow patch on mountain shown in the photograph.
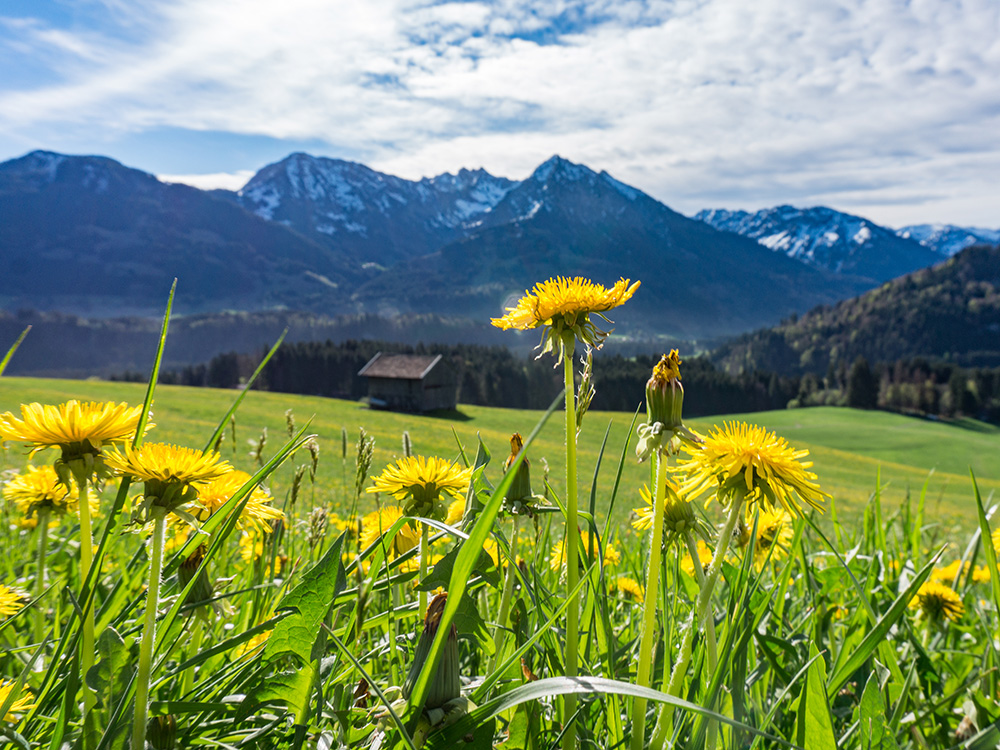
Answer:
[897,224,1000,256]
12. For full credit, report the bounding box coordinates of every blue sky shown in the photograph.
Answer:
[1,0,998,227]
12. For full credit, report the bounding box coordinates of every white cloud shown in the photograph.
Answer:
[1,0,998,225]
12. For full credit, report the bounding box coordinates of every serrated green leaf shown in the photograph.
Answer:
[795,644,836,750]
[264,532,348,665]
[85,628,132,713]
[236,667,314,723]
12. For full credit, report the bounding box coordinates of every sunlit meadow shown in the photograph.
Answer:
[1,279,999,750]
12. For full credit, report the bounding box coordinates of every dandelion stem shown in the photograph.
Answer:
[34,507,50,648]
[630,452,666,750]
[418,523,430,621]
[77,475,97,739]
[133,504,167,750]
[652,493,744,746]
[562,332,579,750]
[488,514,521,678]
[180,617,204,697]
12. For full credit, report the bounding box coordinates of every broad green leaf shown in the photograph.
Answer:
[236,667,314,723]
[265,532,348,665]
[856,673,900,749]
[794,644,836,750]
[85,628,132,713]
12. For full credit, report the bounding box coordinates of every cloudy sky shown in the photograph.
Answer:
[1,0,998,227]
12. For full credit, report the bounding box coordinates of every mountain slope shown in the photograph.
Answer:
[0,151,358,315]
[897,224,1000,257]
[695,205,941,282]
[236,152,517,268]
[713,244,1000,374]
[353,157,875,337]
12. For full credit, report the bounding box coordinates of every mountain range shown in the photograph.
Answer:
[1,149,993,343]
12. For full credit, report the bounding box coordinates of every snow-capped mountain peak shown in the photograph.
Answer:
[897,223,1000,257]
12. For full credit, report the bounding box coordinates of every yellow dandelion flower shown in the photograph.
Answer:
[674,422,829,516]
[0,679,35,722]
[2,465,96,519]
[631,482,699,541]
[359,506,421,559]
[0,400,147,464]
[615,576,644,602]
[491,276,640,360]
[0,585,29,619]
[366,456,472,521]
[930,560,970,585]
[910,581,964,623]
[445,499,465,526]
[972,565,991,585]
[550,531,619,571]
[194,470,284,535]
[680,539,714,579]
[105,443,231,486]
[750,506,794,567]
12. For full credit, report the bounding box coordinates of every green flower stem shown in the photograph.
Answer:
[34,507,50,648]
[630,452,667,750]
[562,332,580,750]
[77,476,98,732]
[651,493,745,747]
[488,514,521,678]
[390,583,402,687]
[685,529,719,750]
[133,504,168,750]
[418,523,430,621]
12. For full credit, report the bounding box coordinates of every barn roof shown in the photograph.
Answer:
[357,352,444,380]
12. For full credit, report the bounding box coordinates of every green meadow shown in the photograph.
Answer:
[1,376,995,534]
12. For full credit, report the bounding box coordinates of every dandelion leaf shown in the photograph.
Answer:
[264,531,348,665]
[855,674,899,750]
[795,644,836,750]
[85,627,133,712]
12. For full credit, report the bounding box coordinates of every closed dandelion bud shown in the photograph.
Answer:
[179,544,216,615]
[503,433,532,506]
[403,593,461,709]
[646,350,684,429]
[147,714,176,750]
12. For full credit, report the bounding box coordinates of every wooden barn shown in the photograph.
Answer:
[358,352,459,413]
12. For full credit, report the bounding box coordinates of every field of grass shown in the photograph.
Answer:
[1,377,996,534]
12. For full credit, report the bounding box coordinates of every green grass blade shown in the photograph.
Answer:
[136,279,175,444]
[0,325,30,377]
[426,676,802,749]
[970,470,1000,625]
[202,327,288,452]
[827,551,941,694]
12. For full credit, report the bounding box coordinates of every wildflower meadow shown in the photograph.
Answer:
[1,278,999,750]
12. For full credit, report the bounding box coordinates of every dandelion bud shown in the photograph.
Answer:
[646,350,684,430]
[503,433,532,507]
[403,593,461,709]
[179,544,218,616]
[147,714,176,750]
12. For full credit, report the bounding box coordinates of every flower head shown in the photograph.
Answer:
[748,507,794,567]
[674,422,828,516]
[366,456,472,521]
[615,576,644,602]
[910,581,964,624]
[194,470,284,535]
[1,401,147,482]
[632,482,704,543]
[681,539,714,579]
[3,465,95,519]
[0,679,35,722]
[636,351,702,461]
[359,505,421,559]
[0,585,29,620]
[445,499,465,526]
[105,442,231,520]
[491,276,639,361]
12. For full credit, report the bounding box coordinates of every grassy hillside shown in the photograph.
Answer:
[0,378,996,534]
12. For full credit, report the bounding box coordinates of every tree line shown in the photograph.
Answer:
[111,340,1000,424]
